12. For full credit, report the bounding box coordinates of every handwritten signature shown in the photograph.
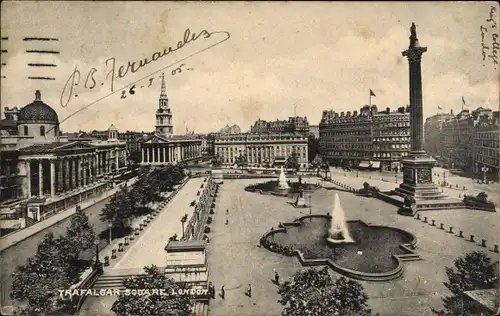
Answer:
[480,6,499,68]
[60,28,228,107]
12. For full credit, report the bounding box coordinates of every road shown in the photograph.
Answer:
[0,196,113,308]
[328,166,500,205]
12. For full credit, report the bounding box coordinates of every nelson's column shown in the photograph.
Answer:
[394,23,464,211]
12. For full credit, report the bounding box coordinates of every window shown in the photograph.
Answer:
[40,126,45,136]
[24,126,28,136]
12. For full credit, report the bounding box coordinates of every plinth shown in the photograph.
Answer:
[394,154,444,200]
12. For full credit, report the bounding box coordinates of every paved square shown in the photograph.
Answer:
[206,178,500,316]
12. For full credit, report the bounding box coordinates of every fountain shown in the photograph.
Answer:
[245,167,320,197]
[277,166,290,190]
[326,193,354,244]
[260,192,421,281]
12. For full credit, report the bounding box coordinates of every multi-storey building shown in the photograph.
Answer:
[139,74,202,165]
[424,112,455,158]
[439,107,494,172]
[473,112,500,181]
[0,90,127,232]
[214,133,309,169]
[250,117,310,136]
[319,105,411,171]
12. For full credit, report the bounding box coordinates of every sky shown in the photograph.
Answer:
[1,1,499,134]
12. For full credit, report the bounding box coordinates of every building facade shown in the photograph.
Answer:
[0,90,127,232]
[423,112,455,158]
[214,133,309,168]
[474,120,500,181]
[139,74,202,165]
[319,105,411,171]
[250,116,310,136]
[438,107,495,173]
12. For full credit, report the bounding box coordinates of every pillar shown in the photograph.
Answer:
[38,160,43,196]
[141,148,145,163]
[26,160,31,198]
[163,147,166,163]
[107,151,111,173]
[146,147,150,163]
[77,157,82,187]
[64,159,70,191]
[83,155,87,186]
[71,158,77,189]
[116,150,119,170]
[57,159,63,192]
[50,160,55,197]
[99,152,103,174]
[402,23,427,154]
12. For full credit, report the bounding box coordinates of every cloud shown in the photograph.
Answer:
[1,2,498,133]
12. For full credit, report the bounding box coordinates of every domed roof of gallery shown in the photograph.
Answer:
[18,90,59,124]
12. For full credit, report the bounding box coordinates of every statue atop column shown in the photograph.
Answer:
[409,22,418,48]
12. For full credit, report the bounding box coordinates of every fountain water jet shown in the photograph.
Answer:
[277,166,290,190]
[327,193,354,244]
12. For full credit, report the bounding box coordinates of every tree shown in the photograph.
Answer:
[11,232,72,315]
[235,153,248,167]
[212,154,223,167]
[100,187,137,227]
[285,151,300,171]
[278,267,375,316]
[111,265,193,316]
[129,151,142,164]
[311,154,323,169]
[61,206,96,282]
[66,205,95,251]
[437,251,499,315]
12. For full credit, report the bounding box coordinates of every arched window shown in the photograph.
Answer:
[40,126,45,136]
[24,126,28,136]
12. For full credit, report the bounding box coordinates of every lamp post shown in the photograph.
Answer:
[181,214,188,238]
[94,237,100,265]
[442,171,446,187]
[481,165,489,184]
[308,195,312,216]
[108,222,112,244]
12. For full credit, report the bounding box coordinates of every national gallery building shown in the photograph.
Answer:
[0,91,128,233]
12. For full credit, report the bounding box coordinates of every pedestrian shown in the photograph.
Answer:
[274,270,280,285]
[226,209,229,215]
[247,284,252,297]
[221,285,225,299]
[225,218,229,225]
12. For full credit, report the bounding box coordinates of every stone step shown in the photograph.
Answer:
[193,302,209,316]
[397,253,422,262]
[93,274,139,290]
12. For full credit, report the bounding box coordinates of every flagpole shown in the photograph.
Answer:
[369,91,371,107]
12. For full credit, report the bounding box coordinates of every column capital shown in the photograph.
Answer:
[402,47,427,63]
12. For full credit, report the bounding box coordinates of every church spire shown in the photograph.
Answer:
[160,72,167,99]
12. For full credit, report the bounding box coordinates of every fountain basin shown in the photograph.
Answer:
[245,180,321,196]
[260,215,420,281]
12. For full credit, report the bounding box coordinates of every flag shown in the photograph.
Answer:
[462,96,466,106]
[370,89,376,97]
[437,106,443,110]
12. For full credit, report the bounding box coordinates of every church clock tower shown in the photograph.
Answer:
[155,73,173,138]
